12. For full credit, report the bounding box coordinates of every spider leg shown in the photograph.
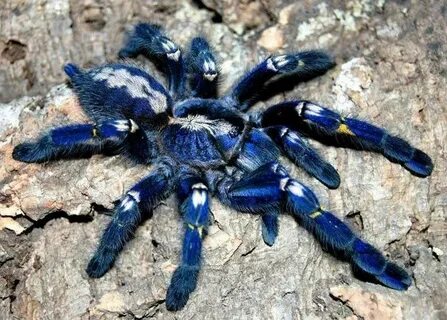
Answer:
[118,23,185,99]
[186,37,219,98]
[264,126,340,189]
[86,160,175,278]
[226,51,334,110]
[12,120,154,163]
[166,171,210,311]
[258,100,433,177]
[217,162,412,290]
[261,210,280,246]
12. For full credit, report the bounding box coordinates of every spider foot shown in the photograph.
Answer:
[285,179,412,290]
[12,142,46,163]
[86,247,116,278]
[261,212,279,246]
[351,239,411,290]
[166,266,200,311]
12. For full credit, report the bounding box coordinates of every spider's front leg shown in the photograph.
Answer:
[166,169,210,311]
[118,23,185,98]
[185,37,219,98]
[86,159,175,278]
[12,119,152,163]
[259,100,434,177]
[218,162,412,290]
[227,51,334,110]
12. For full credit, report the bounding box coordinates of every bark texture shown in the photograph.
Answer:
[0,0,446,319]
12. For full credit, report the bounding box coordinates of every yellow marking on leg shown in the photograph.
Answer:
[309,209,323,219]
[92,127,98,137]
[337,123,355,136]
[187,224,204,237]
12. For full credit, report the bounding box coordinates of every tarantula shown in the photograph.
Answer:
[12,23,433,311]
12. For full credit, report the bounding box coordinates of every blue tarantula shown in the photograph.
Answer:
[12,23,433,311]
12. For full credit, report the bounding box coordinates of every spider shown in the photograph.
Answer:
[12,23,433,311]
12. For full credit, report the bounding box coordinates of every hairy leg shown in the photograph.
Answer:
[186,37,219,98]
[166,170,210,311]
[12,120,148,163]
[226,51,334,110]
[218,162,411,290]
[258,100,433,177]
[264,126,340,189]
[118,23,186,99]
[86,160,175,277]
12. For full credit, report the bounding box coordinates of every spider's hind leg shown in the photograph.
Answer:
[218,162,412,290]
[12,120,144,163]
[259,100,434,177]
[118,23,185,99]
[284,177,411,290]
[227,51,334,110]
[186,37,219,98]
[86,160,175,278]
[166,169,210,311]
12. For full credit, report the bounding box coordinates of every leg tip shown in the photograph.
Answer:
[86,251,115,278]
[64,63,82,78]
[405,149,434,177]
[166,266,199,311]
[319,165,341,189]
[165,289,189,311]
[261,213,279,246]
[375,263,412,291]
[12,143,40,163]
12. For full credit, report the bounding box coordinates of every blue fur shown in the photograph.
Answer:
[118,23,185,97]
[223,162,287,213]
[187,37,218,98]
[266,126,340,189]
[67,63,173,125]
[261,212,279,246]
[13,23,431,311]
[260,100,433,177]
[167,177,209,311]
[63,63,82,77]
[285,179,320,216]
[86,161,174,278]
[51,124,94,145]
[229,51,334,110]
[236,129,280,171]
[345,118,384,145]
[162,124,225,167]
[86,202,140,278]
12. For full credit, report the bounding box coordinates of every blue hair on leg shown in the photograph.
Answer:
[167,182,209,311]
[261,211,279,246]
[87,162,174,278]
[12,120,151,163]
[186,37,218,98]
[229,51,334,109]
[260,100,433,177]
[64,63,82,78]
[86,197,141,278]
[284,179,411,290]
[222,162,287,213]
[118,23,185,97]
[265,126,340,189]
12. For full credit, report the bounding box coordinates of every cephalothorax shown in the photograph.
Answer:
[13,23,433,311]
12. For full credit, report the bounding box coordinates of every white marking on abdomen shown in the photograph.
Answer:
[93,67,168,114]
